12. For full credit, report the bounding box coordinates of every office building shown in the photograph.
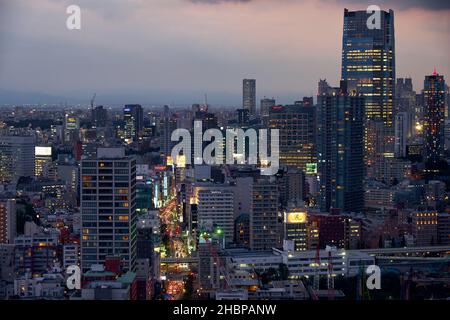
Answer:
[123,104,144,143]
[0,132,36,182]
[260,98,276,119]
[317,81,365,213]
[92,105,108,128]
[250,178,279,251]
[80,148,137,273]
[394,112,409,158]
[243,79,256,116]
[284,209,307,251]
[342,8,396,177]
[268,105,316,171]
[35,146,53,178]
[423,71,446,163]
[0,199,16,244]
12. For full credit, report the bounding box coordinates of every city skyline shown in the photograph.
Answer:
[0,0,449,105]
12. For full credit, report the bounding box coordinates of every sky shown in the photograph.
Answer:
[0,0,449,106]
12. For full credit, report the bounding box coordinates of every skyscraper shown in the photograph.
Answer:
[0,132,36,182]
[317,81,365,213]
[394,112,409,158]
[250,178,279,251]
[159,106,178,162]
[342,8,396,175]
[92,105,108,128]
[123,104,144,143]
[80,148,137,273]
[243,79,256,116]
[423,71,446,163]
[268,104,316,171]
[260,98,276,118]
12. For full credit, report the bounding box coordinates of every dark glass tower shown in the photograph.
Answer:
[243,79,256,116]
[317,81,365,213]
[342,8,395,125]
[423,71,446,164]
[342,8,396,175]
[123,104,144,142]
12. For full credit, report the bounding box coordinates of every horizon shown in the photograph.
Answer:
[0,0,449,106]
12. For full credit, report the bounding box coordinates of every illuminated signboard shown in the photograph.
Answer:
[176,155,186,168]
[306,163,317,174]
[35,146,52,156]
[66,116,78,130]
[286,211,307,224]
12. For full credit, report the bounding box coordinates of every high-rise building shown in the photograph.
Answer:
[0,132,36,182]
[260,98,276,119]
[193,183,234,245]
[35,146,53,178]
[317,81,365,213]
[0,199,16,244]
[396,78,417,136]
[92,105,108,128]
[159,106,178,162]
[80,148,137,273]
[412,211,438,246]
[342,8,396,175]
[236,108,250,126]
[123,104,144,143]
[243,79,256,116]
[284,208,308,251]
[250,178,279,251]
[423,71,446,163]
[394,112,409,158]
[268,105,316,171]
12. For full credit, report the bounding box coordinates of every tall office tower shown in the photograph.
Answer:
[268,105,316,171]
[92,105,108,128]
[342,8,396,169]
[194,184,234,245]
[243,79,256,116]
[423,71,446,164]
[260,98,276,119]
[250,178,279,251]
[0,199,16,244]
[159,106,178,162]
[446,84,450,119]
[317,81,365,213]
[34,146,52,178]
[394,112,409,158]
[123,104,144,143]
[80,148,137,273]
[0,132,36,182]
[284,208,308,251]
[396,78,416,137]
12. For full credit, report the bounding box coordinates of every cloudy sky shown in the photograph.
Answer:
[0,0,449,106]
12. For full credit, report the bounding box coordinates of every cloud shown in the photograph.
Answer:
[188,0,252,3]
[187,0,450,11]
